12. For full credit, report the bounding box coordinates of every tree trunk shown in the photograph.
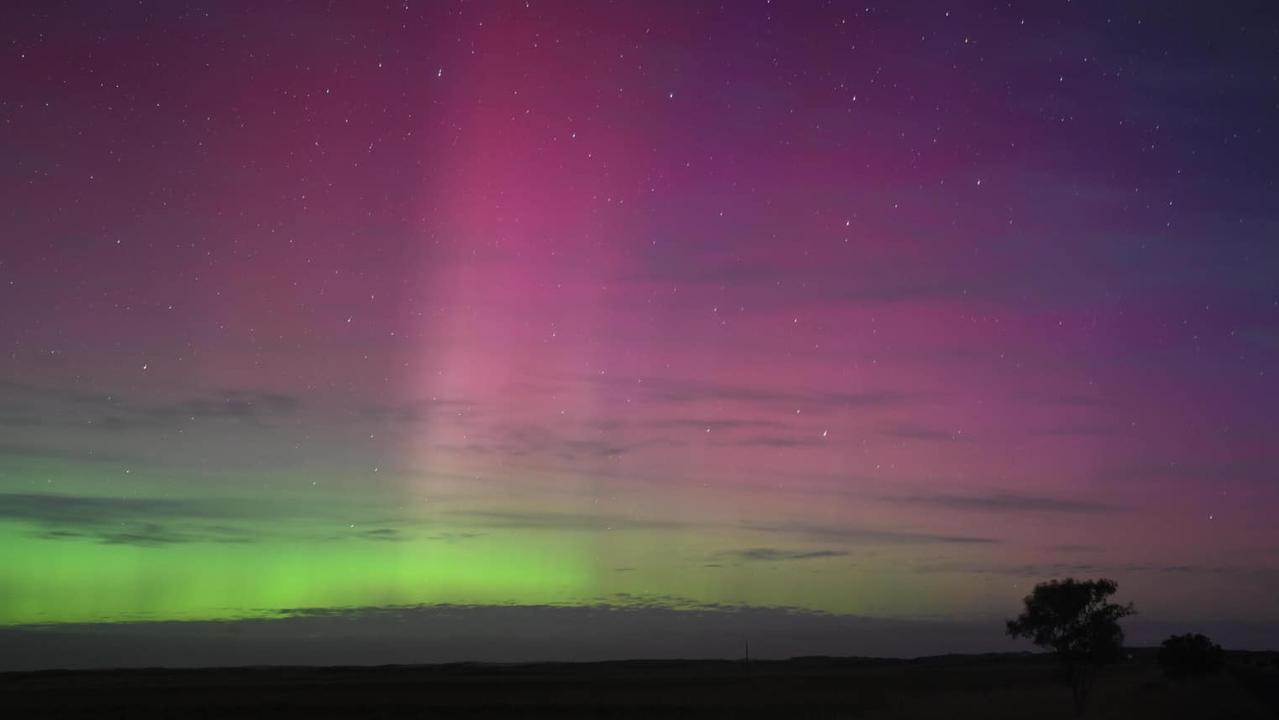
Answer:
[1069,664,1092,716]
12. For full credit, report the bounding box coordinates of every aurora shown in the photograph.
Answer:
[2,0,1278,666]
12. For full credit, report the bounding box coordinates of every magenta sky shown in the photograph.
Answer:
[2,1,1278,662]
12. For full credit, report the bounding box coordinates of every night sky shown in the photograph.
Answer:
[2,1,1278,666]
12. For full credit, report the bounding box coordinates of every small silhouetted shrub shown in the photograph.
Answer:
[1158,633,1223,679]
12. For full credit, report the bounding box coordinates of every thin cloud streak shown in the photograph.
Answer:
[883,492,1114,514]
[719,547,850,562]
[746,522,1000,546]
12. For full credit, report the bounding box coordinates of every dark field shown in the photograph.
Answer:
[3,650,1276,719]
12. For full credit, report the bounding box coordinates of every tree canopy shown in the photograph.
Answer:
[1006,577,1135,664]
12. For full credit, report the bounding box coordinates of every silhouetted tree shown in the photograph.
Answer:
[1158,633,1223,679]
[1006,578,1135,715]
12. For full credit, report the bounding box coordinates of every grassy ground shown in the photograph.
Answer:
[1,650,1275,718]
